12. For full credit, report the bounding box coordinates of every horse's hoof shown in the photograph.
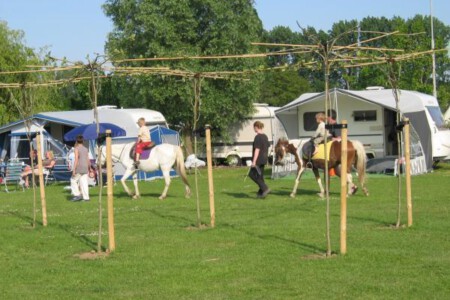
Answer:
[351,186,358,195]
[159,196,166,200]
[132,195,139,200]
[290,193,296,198]
[317,193,325,199]
[185,194,191,199]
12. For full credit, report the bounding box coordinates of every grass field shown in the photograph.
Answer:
[1,164,450,299]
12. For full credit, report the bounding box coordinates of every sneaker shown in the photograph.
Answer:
[82,198,90,202]
[70,196,82,202]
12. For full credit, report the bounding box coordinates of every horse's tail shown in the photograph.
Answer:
[175,146,190,188]
[351,140,367,187]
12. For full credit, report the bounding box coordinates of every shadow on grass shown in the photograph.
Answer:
[222,222,326,254]
[55,223,102,252]
[7,211,101,251]
[8,211,42,227]
[146,207,195,226]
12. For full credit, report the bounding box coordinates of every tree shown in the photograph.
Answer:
[327,15,450,109]
[0,21,66,125]
[260,69,310,106]
[260,26,311,105]
[103,0,264,153]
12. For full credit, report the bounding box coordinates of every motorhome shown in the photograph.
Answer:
[275,88,450,172]
[208,103,287,166]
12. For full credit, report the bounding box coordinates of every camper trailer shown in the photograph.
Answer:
[0,106,169,179]
[275,88,450,172]
[208,103,287,166]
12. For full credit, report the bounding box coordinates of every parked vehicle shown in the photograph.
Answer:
[275,87,450,172]
[204,103,287,166]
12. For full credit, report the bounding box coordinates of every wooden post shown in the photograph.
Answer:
[403,118,413,227]
[106,130,116,251]
[36,132,47,226]
[205,125,215,228]
[340,120,348,255]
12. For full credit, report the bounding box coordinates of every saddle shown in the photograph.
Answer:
[130,142,155,160]
[311,141,333,160]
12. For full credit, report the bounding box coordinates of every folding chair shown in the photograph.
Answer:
[44,168,55,186]
[3,160,24,193]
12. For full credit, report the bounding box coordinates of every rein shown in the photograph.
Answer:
[99,143,127,164]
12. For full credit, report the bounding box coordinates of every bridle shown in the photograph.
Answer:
[98,143,127,165]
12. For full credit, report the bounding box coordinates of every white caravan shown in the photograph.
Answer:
[275,88,450,172]
[208,103,287,166]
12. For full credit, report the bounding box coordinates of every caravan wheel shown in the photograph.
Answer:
[226,155,241,167]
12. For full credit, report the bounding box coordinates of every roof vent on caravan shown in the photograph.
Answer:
[97,105,118,110]
[366,86,385,90]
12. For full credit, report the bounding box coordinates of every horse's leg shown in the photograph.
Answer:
[315,168,325,199]
[290,167,305,198]
[159,168,171,200]
[347,173,358,196]
[132,171,140,199]
[121,168,136,197]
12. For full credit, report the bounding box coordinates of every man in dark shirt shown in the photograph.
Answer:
[250,121,271,198]
[327,109,341,140]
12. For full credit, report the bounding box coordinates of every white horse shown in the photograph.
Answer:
[99,142,191,200]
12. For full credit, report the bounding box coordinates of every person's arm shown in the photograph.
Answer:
[252,148,260,167]
[72,149,79,176]
[313,122,325,138]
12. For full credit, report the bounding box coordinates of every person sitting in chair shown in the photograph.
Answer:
[134,117,154,167]
[302,112,329,167]
[21,150,56,188]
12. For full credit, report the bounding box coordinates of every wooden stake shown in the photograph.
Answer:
[340,120,348,255]
[36,132,47,226]
[403,118,413,227]
[106,130,116,251]
[205,125,216,228]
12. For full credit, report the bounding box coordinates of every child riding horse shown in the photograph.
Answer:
[274,138,369,198]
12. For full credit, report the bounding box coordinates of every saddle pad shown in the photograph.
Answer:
[312,141,333,160]
[140,147,152,160]
[130,144,154,160]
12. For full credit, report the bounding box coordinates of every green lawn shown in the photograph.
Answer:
[1,164,450,299]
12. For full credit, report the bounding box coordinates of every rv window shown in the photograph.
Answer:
[303,112,321,131]
[426,106,445,128]
[353,110,377,122]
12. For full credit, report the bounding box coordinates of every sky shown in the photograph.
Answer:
[0,0,449,62]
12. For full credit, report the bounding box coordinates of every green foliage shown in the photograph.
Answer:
[103,0,264,150]
[261,69,310,106]
[0,21,66,125]
[1,166,450,298]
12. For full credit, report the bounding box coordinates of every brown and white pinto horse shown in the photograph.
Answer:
[274,138,369,198]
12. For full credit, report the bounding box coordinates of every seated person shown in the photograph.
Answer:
[134,117,154,167]
[302,112,330,163]
[21,150,56,188]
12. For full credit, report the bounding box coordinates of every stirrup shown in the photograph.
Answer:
[306,161,313,169]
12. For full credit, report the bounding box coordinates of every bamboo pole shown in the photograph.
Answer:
[403,118,413,227]
[205,125,215,228]
[106,130,116,251]
[36,132,47,226]
[340,120,348,255]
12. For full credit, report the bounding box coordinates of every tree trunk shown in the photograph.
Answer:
[183,127,194,156]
